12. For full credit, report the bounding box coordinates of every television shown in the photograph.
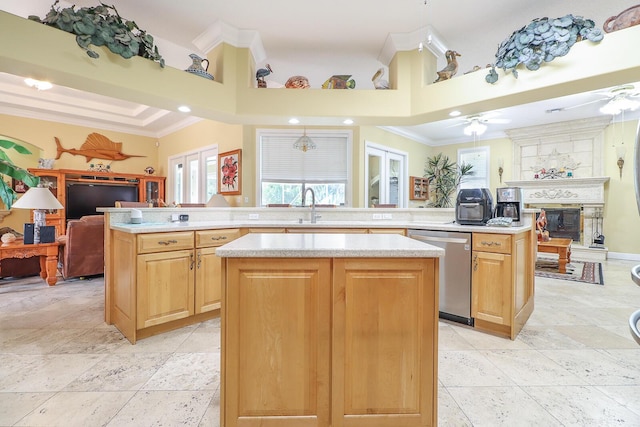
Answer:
[66,182,139,220]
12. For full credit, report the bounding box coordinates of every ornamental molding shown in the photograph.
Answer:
[530,189,579,199]
[505,177,610,205]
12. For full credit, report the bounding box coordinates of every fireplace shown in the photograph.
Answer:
[538,208,581,242]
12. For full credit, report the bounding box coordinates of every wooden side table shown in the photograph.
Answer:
[0,240,61,285]
[537,238,572,274]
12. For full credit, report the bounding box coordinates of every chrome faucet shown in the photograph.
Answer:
[304,187,320,223]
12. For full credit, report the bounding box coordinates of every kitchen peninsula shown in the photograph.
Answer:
[216,232,443,426]
[102,206,535,346]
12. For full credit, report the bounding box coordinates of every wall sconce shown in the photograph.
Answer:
[498,158,504,183]
[616,146,626,179]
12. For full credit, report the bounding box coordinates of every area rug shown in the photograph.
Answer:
[535,259,604,285]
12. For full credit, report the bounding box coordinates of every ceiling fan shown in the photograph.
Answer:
[547,84,640,115]
[449,112,511,135]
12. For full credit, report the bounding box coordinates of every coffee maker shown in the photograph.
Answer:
[495,187,524,225]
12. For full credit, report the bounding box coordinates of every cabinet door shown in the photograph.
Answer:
[332,258,437,427]
[137,249,194,329]
[140,177,165,207]
[223,258,331,427]
[472,251,512,326]
[195,247,221,314]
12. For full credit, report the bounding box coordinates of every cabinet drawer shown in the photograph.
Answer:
[473,233,511,254]
[196,229,242,247]
[137,231,194,254]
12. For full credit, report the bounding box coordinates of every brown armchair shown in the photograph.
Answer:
[57,215,105,279]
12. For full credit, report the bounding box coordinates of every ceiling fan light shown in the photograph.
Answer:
[463,121,487,136]
[600,97,640,115]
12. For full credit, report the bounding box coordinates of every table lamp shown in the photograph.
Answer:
[12,185,63,244]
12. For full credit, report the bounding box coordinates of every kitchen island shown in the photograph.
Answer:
[216,232,443,427]
[102,206,535,344]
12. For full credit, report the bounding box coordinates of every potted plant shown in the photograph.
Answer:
[0,140,40,210]
[423,153,473,208]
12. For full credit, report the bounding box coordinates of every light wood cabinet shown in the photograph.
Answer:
[109,228,239,343]
[195,229,241,314]
[222,256,438,427]
[409,176,429,200]
[471,230,535,339]
[137,249,195,329]
[472,250,512,326]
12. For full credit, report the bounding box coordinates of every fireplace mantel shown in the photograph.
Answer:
[504,177,610,205]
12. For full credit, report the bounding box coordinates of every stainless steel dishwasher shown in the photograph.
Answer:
[408,229,473,326]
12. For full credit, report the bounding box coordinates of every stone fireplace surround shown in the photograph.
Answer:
[505,117,612,261]
[505,177,609,260]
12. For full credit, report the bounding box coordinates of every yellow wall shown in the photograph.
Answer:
[602,119,640,255]
[433,136,513,197]
[0,113,158,231]
[158,119,244,205]
[359,126,434,207]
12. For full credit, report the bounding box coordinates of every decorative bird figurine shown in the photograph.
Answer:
[371,67,389,89]
[434,50,461,83]
[256,64,273,88]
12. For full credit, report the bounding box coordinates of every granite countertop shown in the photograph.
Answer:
[215,233,445,258]
[109,219,531,235]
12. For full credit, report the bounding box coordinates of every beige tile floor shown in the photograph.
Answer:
[1,259,639,426]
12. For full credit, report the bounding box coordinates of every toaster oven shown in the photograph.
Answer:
[455,188,493,225]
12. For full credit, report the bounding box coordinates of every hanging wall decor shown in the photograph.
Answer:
[218,149,242,195]
[54,133,145,162]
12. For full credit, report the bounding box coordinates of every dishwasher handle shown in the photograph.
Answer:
[410,234,469,245]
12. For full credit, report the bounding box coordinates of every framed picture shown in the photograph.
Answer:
[12,179,27,193]
[218,149,242,195]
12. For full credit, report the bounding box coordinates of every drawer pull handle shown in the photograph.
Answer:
[158,239,178,245]
[197,252,202,269]
[473,254,478,271]
[481,241,501,247]
[190,253,195,270]
[210,236,228,241]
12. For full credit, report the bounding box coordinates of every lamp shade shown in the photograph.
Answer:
[12,186,63,210]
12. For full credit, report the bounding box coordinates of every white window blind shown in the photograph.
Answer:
[261,133,349,182]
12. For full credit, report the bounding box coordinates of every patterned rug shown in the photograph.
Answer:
[535,259,604,285]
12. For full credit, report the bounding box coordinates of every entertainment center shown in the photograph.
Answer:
[28,168,165,236]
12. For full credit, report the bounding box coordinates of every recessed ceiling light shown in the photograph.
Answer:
[24,78,52,91]
[288,118,300,124]
[343,119,354,125]
[449,110,461,117]
[178,105,191,113]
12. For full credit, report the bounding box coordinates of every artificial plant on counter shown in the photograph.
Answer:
[423,153,473,208]
[0,140,40,210]
[29,1,165,67]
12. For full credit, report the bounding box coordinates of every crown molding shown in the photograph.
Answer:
[379,25,448,65]
[193,20,267,64]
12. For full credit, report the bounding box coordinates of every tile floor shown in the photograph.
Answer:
[1,259,639,426]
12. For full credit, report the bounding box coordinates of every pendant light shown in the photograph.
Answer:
[293,128,316,152]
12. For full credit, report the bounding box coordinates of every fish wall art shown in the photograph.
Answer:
[54,133,145,162]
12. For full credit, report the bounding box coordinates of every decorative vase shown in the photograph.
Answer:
[185,54,214,80]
